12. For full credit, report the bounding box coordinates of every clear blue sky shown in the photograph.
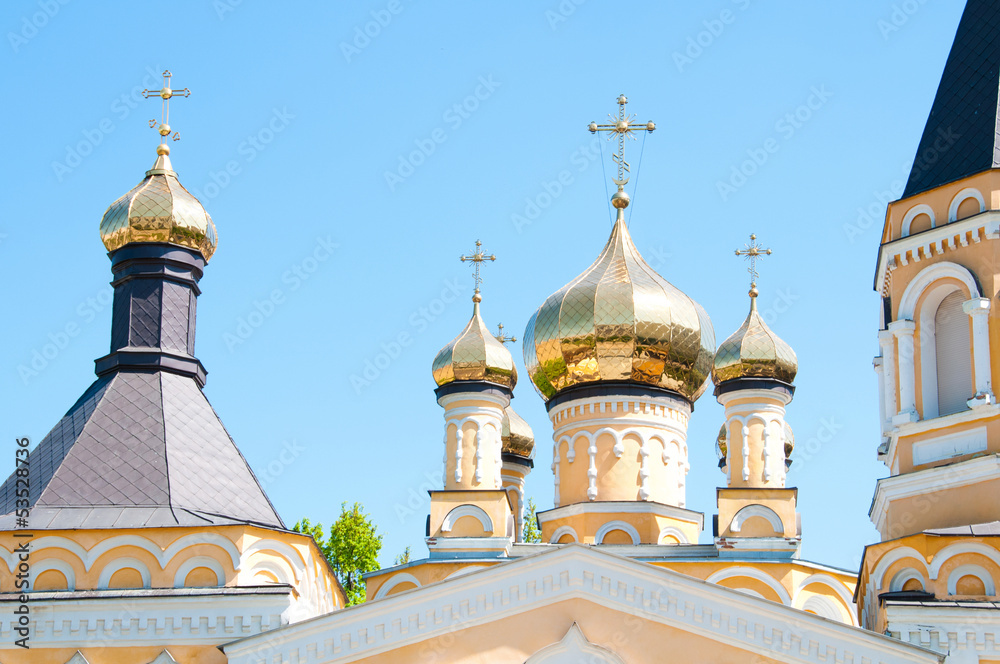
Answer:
[1,1,967,571]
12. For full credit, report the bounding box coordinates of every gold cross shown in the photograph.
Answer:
[734,234,772,291]
[495,323,517,345]
[588,94,656,188]
[142,70,191,149]
[459,240,496,294]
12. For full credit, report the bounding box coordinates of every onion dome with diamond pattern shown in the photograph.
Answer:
[501,405,534,458]
[523,217,716,403]
[712,290,797,386]
[432,293,517,389]
[100,152,218,261]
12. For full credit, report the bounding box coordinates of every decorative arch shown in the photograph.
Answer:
[594,521,640,545]
[373,572,422,600]
[888,568,926,593]
[947,564,995,595]
[792,574,857,625]
[239,539,307,585]
[246,559,294,585]
[949,187,986,222]
[929,542,1000,579]
[801,595,846,622]
[97,557,151,590]
[897,261,980,320]
[441,504,493,534]
[872,546,929,588]
[657,526,689,544]
[730,504,783,534]
[29,558,77,591]
[525,623,626,664]
[902,203,937,236]
[549,525,579,544]
[705,567,792,605]
[172,556,225,588]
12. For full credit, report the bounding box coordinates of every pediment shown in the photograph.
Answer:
[224,545,942,664]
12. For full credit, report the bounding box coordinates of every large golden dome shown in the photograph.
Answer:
[523,217,715,402]
[432,294,517,389]
[100,153,218,261]
[712,292,797,385]
[501,405,534,458]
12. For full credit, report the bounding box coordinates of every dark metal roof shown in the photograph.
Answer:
[0,370,284,530]
[903,0,1000,198]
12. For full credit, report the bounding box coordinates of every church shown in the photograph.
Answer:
[4,1,1000,662]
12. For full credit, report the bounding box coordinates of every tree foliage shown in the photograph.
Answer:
[523,497,542,543]
[294,501,383,606]
[393,546,411,566]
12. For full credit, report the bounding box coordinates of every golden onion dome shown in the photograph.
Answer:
[501,405,534,458]
[523,216,715,402]
[712,290,797,385]
[100,150,218,261]
[432,292,517,389]
[716,423,728,472]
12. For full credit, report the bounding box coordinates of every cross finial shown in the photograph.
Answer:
[459,239,496,302]
[495,323,517,345]
[142,70,191,157]
[734,233,772,298]
[588,94,656,216]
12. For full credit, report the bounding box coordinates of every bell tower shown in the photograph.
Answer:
[859,0,1000,645]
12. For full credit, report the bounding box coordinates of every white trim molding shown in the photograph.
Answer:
[902,203,937,236]
[173,556,225,588]
[730,504,784,535]
[97,557,151,590]
[549,525,579,544]
[29,559,77,592]
[704,566,792,605]
[526,622,626,664]
[441,504,494,534]
[946,564,995,595]
[948,187,986,223]
[594,521,640,545]
[373,573,422,600]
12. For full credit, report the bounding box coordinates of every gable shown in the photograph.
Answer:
[224,545,941,664]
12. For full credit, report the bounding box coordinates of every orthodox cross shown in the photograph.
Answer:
[734,234,772,291]
[495,323,517,345]
[460,240,496,295]
[142,70,191,147]
[588,94,656,187]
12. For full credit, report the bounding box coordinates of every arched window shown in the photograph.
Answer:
[934,291,972,416]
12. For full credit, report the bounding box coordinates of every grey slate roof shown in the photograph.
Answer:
[903,0,1000,197]
[0,370,284,530]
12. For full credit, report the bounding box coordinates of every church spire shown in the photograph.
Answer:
[903,0,1000,197]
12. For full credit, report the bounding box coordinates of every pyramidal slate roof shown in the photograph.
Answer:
[903,0,1000,198]
[0,370,284,530]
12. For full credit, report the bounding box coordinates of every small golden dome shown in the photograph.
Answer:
[432,295,517,389]
[712,293,797,385]
[523,217,716,402]
[716,423,728,471]
[501,405,534,458]
[100,153,218,261]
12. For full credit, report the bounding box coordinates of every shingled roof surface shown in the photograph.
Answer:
[0,370,284,530]
[903,0,1000,198]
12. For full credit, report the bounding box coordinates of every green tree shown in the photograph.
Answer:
[523,498,542,543]
[294,502,383,606]
[393,546,411,566]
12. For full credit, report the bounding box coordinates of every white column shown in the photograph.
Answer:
[963,297,994,407]
[878,330,898,422]
[873,356,887,433]
[889,320,918,423]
